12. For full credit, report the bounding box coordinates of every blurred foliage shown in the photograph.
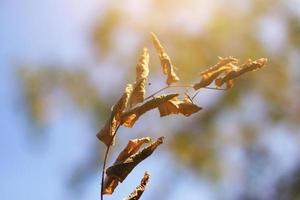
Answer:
[18,0,300,199]
[18,67,107,127]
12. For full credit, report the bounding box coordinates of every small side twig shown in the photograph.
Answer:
[191,86,227,100]
[144,86,169,101]
[144,84,193,101]
[144,84,227,102]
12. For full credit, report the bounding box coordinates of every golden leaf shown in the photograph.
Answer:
[115,137,151,163]
[103,137,151,195]
[103,177,118,195]
[215,58,268,87]
[158,96,202,117]
[96,117,118,147]
[128,48,149,107]
[150,32,180,85]
[96,84,133,146]
[158,98,179,117]
[121,94,179,127]
[225,79,235,89]
[129,78,146,107]
[193,57,238,90]
[200,56,238,76]
[177,97,203,116]
[123,172,150,200]
[136,48,149,81]
[106,137,164,182]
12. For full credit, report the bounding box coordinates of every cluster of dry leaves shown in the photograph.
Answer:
[97,32,267,200]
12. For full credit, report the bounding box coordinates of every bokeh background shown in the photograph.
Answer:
[1,0,300,200]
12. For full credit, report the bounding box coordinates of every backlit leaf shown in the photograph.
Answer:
[158,96,202,117]
[129,78,146,107]
[97,117,118,147]
[97,84,133,146]
[121,94,179,127]
[215,58,268,87]
[136,48,149,81]
[106,137,164,182]
[158,98,179,117]
[123,172,150,200]
[102,177,118,195]
[150,32,180,85]
[115,137,151,163]
[193,57,238,90]
[177,97,203,116]
[200,56,238,76]
[103,137,151,195]
[129,48,150,107]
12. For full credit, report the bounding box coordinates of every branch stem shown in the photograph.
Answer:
[101,145,110,200]
[100,125,121,200]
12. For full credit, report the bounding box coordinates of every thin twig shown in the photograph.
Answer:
[185,92,193,103]
[205,86,227,91]
[144,84,226,102]
[144,84,193,101]
[191,91,200,101]
[144,86,169,101]
[192,87,227,100]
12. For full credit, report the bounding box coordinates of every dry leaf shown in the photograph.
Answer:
[103,177,119,195]
[97,116,118,147]
[123,172,150,200]
[225,79,235,89]
[193,57,238,90]
[178,97,203,116]
[129,78,146,107]
[150,32,180,85]
[215,58,268,87]
[115,137,151,163]
[136,48,149,81]
[200,56,238,75]
[114,84,133,119]
[97,84,133,146]
[106,137,164,182]
[158,96,202,117]
[121,94,179,127]
[103,137,151,195]
[128,48,150,107]
[158,98,179,117]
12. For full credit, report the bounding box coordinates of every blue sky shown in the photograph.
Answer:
[0,1,101,200]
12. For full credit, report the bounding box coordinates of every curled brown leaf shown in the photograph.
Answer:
[200,56,238,76]
[121,94,179,127]
[97,117,118,147]
[103,177,118,195]
[136,48,149,81]
[103,137,151,195]
[97,84,133,146]
[193,56,238,90]
[106,137,164,182]
[150,32,180,85]
[129,48,150,107]
[158,96,202,117]
[177,98,203,116]
[129,78,146,107]
[215,58,268,87]
[115,137,151,163]
[123,172,150,200]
